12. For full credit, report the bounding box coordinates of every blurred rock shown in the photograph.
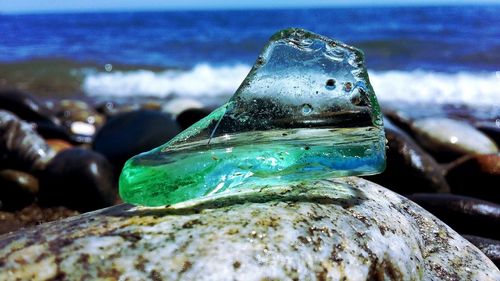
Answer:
[55,99,105,144]
[95,101,162,118]
[382,107,414,133]
[410,118,498,161]
[38,148,116,212]
[475,121,500,146]
[0,170,39,211]
[32,120,73,142]
[0,204,78,235]
[446,153,500,203]
[0,177,498,280]
[93,110,181,169]
[0,110,56,171]
[407,193,499,239]
[366,118,450,194]
[176,108,211,130]
[141,100,163,111]
[45,139,73,153]
[0,89,59,125]
[95,101,118,117]
[463,235,500,267]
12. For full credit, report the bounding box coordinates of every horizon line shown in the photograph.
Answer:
[2,2,499,15]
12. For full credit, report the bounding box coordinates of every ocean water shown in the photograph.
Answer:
[1,6,499,105]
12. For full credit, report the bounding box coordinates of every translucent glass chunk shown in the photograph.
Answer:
[119,28,386,206]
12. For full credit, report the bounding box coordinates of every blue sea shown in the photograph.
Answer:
[1,5,499,105]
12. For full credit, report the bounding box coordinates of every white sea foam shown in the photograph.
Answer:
[369,70,500,106]
[82,63,250,99]
[83,64,500,106]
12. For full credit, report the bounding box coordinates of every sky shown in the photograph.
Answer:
[1,0,498,14]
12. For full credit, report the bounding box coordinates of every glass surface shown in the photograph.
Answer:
[119,28,386,206]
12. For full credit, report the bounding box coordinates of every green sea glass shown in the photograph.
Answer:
[119,28,386,206]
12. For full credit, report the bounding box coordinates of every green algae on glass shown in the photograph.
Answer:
[119,28,386,207]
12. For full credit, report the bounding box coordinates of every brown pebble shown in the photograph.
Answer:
[46,139,73,153]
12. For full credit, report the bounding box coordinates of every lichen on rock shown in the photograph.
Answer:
[0,177,497,280]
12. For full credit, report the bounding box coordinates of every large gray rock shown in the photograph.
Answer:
[0,177,498,280]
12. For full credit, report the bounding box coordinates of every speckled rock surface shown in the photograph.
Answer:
[0,177,498,281]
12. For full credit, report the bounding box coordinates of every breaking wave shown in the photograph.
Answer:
[83,64,500,106]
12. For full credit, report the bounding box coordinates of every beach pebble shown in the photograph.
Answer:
[45,139,73,153]
[475,121,500,146]
[0,110,56,172]
[0,90,59,125]
[411,117,498,159]
[176,107,211,130]
[93,110,181,168]
[55,99,105,143]
[38,148,116,212]
[382,107,414,133]
[366,118,449,193]
[407,193,500,239]
[0,170,39,211]
[445,153,500,203]
[0,177,497,280]
[32,120,73,142]
[463,235,500,267]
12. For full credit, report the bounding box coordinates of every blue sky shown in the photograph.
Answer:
[1,0,498,13]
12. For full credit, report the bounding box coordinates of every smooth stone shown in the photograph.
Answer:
[38,148,116,212]
[0,110,56,172]
[411,118,498,159]
[0,204,78,235]
[382,107,414,134]
[445,153,500,203]
[176,108,211,130]
[0,90,59,125]
[463,235,500,267]
[93,110,181,169]
[45,139,73,153]
[0,178,497,280]
[407,193,500,239]
[366,118,450,194]
[0,170,39,211]
[475,121,500,147]
[56,99,105,143]
[32,120,73,143]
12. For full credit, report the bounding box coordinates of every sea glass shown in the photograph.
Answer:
[119,28,386,206]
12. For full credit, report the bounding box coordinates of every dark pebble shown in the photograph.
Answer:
[446,154,500,203]
[32,120,73,142]
[0,89,59,125]
[475,121,500,147]
[176,108,210,130]
[365,118,450,194]
[408,193,500,239]
[0,169,39,211]
[38,148,116,212]
[0,110,55,171]
[93,110,181,169]
[462,235,500,267]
